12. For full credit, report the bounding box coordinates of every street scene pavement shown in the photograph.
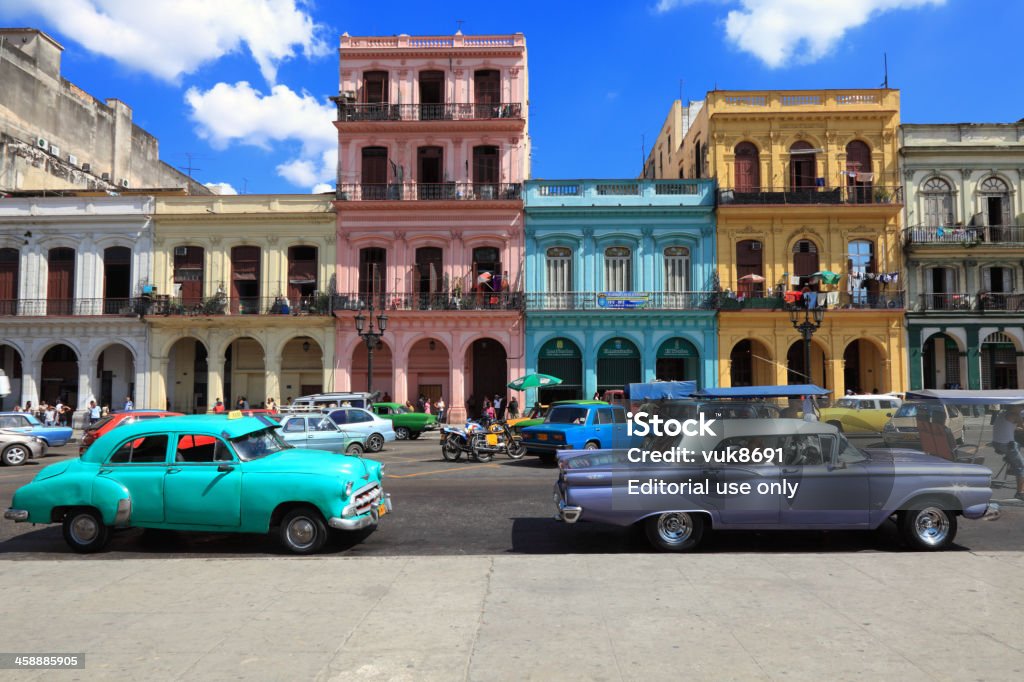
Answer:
[2,428,1024,680]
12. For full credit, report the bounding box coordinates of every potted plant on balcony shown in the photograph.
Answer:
[873,187,892,204]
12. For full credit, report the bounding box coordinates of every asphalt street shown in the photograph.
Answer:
[1,431,1021,559]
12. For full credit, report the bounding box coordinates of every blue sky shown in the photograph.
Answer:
[1,0,1020,194]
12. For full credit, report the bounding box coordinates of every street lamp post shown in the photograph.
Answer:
[788,302,826,384]
[353,301,388,394]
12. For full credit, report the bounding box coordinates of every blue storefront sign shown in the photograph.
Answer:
[597,292,649,309]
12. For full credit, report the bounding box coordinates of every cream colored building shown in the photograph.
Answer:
[148,195,336,412]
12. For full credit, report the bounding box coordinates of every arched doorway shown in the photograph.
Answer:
[103,246,132,314]
[845,140,872,202]
[843,339,885,394]
[467,337,507,414]
[536,337,582,403]
[0,344,23,410]
[351,339,393,397]
[656,337,700,385]
[789,141,817,191]
[730,339,772,386]
[786,340,827,388]
[282,337,324,402]
[981,332,1019,389]
[734,141,760,193]
[96,344,136,411]
[596,337,641,395]
[40,344,78,408]
[922,333,962,390]
[408,338,449,411]
[225,337,266,408]
[792,239,820,290]
[167,338,208,413]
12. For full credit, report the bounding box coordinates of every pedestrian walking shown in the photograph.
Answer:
[802,395,819,422]
[436,397,446,423]
[485,402,496,422]
[508,396,519,419]
[124,396,134,411]
[493,394,504,420]
[266,397,278,414]
[88,400,101,425]
[424,400,432,415]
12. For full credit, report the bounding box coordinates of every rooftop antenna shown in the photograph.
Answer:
[882,53,889,89]
[455,20,464,35]
[179,152,202,179]
[641,133,646,170]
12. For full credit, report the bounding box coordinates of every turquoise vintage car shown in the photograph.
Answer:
[3,414,391,554]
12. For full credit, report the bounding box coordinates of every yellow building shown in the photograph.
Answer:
[148,195,336,412]
[650,89,907,396]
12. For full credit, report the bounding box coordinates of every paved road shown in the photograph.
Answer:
[1,434,1021,559]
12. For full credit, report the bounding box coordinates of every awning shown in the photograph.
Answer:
[695,384,830,399]
[904,389,1024,405]
[628,381,697,400]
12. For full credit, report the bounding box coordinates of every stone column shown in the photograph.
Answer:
[907,325,923,391]
[392,335,408,406]
[265,355,282,406]
[448,337,467,424]
[966,326,981,390]
[22,356,40,409]
[208,355,226,415]
[151,356,169,411]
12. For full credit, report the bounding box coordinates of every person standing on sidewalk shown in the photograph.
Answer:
[493,394,504,420]
[992,406,1024,501]
[508,396,519,419]
[436,397,446,423]
[124,396,134,412]
[88,400,101,425]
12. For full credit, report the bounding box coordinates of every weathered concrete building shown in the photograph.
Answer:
[0,28,208,194]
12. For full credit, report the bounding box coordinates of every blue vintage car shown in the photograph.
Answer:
[520,403,635,466]
[277,414,365,454]
[4,414,391,554]
[0,412,73,447]
[553,418,998,552]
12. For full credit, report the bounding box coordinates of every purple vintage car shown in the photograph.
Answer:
[554,419,998,552]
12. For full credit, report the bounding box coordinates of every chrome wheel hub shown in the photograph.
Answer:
[287,517,316,549]
[4,447,27,464]
[658,512,693,544]
[70,515,99,544]
[914,508,949,545]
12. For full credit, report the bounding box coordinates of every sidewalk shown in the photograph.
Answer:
[2,552,1023,680]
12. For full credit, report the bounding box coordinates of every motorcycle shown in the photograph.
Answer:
[440,419,525,462]
[440,420,488,462]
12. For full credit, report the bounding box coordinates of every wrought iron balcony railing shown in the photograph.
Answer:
[334,291,523,312]
[0,298,142,316]
[915,292,1024,313]
[334,101,523,122]
[718,185,902,206]
[524,292,718,311]
[903,225,1024,246]
[0,295,336,317]
[337,182,521,202]
[718,291,905,311]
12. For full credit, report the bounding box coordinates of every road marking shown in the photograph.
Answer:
[387,463,499,478]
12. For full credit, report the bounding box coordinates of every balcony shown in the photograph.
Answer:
[336,182,521,202]
[525,179,714,208]
[717,185,902,207]
[525,292,717,311]
[718,291,905,311]
[0,298,146,317]
[334,291,522,312]
[333,101,523,123]
[0,296,340,318]
[903,225,1024,247]
[915,292,1024,313]
[708,89,898,113]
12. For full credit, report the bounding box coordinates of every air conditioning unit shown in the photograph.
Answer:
[67,154,78,167]
[81,162,91,173]
[120,179,129,188]
[101,172,110,181]
[174,246,188,256]
[49,143,60,157]
[751,242,762,250]
[36,138,47,149]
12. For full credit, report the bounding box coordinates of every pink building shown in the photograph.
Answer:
[333,33,529,423]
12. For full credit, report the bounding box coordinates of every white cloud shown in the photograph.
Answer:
[204,182,238,195]
[186,81,337,191]
[311,183,333,194]
[0,0,330,83]
[656,0,945,67]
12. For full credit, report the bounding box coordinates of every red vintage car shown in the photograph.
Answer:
[79,411,184,454]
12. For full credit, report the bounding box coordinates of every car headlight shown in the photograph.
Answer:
[554,433,564,442]
[344,481,353,497]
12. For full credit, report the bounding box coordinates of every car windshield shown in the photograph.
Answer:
[391,405,409,414]
[86,415,115,432]
[837,434,868,464]
[546,407,589,424]
[230,428,292,461]
[833,399,858,409]
[894,403,919,418]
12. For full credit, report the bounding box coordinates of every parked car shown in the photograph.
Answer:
[818,395,903,434]
[509,400,607,436]
[883,401,966,446]
[79,410,184,454]
[326,407,396,453]
[278,414,365,454]
[520,403,633,465]
[0,412,73,447]
[288,392,375,411]
[554,418,997,552]
[4,414,391,554]
[371,402,437,440]
[0,430,48,466]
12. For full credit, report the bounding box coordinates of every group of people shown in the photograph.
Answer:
[466,394,520,422]
[210,396,280,414]
[403,394,446,422]
[15,395,134,426]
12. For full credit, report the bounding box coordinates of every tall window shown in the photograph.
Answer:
[472,145,499,198]
[419,70,445,120]
[47,247,75,316]
[736,240,764,296]
[925,266,958,310]
[792,239,819,289]
[0,248,18,315]
[789,141,817,190]
[922,177,955,227]
[845,140,872,202]
[362,71,389,103]
[230,245,261,314]
[102,246,132,314]
[359,247,387,302]
[847,240,875,305]
[979,176,1011,227]
[287,246,318,305]
[733,142,760,192]
[604,246,632,291]
[473,246,503,293]
[473,69,500,117]
[361,147,389,200]
[546,246,572,309]
[663,247,690,292]
[173,245,204,308]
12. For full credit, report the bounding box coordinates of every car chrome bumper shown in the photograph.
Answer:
[4,508,29,522]
[552,483,582,523]
[329,493,392,531]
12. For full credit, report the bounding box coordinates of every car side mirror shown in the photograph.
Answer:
[217,463,234,472]
[885,412,893,418]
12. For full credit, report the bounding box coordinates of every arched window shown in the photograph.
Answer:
[845,140,872,202]
[847,240,875,305]
[545,247,573,293]
[734,142,760,193]
[604,247,632,291]
[922,177,955,227]
[979,176,1011,227]
[789,141,816,190]
[663,246,690,292]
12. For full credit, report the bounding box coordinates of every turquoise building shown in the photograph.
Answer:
[523,179,718,404]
